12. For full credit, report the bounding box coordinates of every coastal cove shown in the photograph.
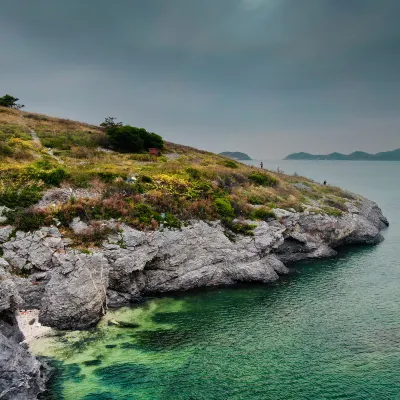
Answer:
[29,160,399,400]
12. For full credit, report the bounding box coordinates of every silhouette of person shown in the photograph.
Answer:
[323,180,327,185]
[260,162,263,169]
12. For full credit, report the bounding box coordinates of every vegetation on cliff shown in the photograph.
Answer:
[0,105,357,244]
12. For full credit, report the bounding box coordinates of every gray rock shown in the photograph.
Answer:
[0,264,48,399]
[39,251,110,330]
[0,206,10,224]
[12,272,51,309]
[0,196,388,334]
[3,228,66,272]
[69,217,89,234]
[293,183,313,192]
[0,226,13,245]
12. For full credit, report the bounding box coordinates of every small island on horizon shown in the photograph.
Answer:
[284,148,400,161]
[219,151,252,160]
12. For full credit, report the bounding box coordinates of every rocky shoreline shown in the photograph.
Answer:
[0,196,388,399]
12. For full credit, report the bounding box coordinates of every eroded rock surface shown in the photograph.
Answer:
[0,261,48,399]
[0,197,388,331]
[39,252,109,330]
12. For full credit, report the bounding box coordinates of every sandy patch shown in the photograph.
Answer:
[17,309,55,344]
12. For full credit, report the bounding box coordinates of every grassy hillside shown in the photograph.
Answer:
[0,106,356,244]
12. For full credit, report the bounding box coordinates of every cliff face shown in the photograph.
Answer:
[0,261,48,399]
[0,196,388,332]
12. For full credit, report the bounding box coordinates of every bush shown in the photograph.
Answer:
[249,207,276,221]
[106,125,163,153]
[0,142,13,158]
[36,167,68,186]
[0,178,43,208]
[132,203,156,224]
[223,160,238,169]
[140,175,153,183]
[158,213,181,229]
[228,221,257,236]
[214,197,235,220]
[248,195,264,205]
[5,208,48,231]
[186,167,201,180]
[248,172,278,187]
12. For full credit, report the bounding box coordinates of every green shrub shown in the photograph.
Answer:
[132,203,156,224]
[37,167,68,186]
[248,195,264,205]
[140,175,153,183]
[248,172,278,187]
[0,180,43,208]
[249,207,276,221]
[0,142,13,158]
[158,213,181,229]
[97,171,124,183]
[322,207,343,217]
[214,197,235,220]
[223,160,238,169]
[5,208,48,231]
[186,167,201,180]
[106,125,163,153]
[225,221,256,236]
[68,171,92,188]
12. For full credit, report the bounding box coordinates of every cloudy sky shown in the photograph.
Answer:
[1,0,399,158]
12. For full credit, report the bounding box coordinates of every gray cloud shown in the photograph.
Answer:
[1,0,399,158]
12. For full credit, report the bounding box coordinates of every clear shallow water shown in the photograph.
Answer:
[35,161,400,400]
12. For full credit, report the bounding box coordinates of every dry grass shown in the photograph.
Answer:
[0,106,353,231]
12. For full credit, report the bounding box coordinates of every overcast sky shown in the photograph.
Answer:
[1,0,399,158]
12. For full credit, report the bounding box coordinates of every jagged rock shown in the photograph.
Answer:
[69,217,89,234]
[0,263,48,399]
[39,251,110,330]
[12,272,51,309]
[0,197,388,333]
[3,228,65,272]
[0,226,13,245]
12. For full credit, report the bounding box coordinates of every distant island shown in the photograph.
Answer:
[219,151,252,160]
[285,149,400,161]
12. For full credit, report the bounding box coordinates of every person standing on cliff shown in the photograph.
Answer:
[260,162,263,169]
[324,180,327,185]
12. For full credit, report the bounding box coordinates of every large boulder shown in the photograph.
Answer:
[39,251,110,330]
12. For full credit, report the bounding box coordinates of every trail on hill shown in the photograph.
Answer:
[19,112,64,164]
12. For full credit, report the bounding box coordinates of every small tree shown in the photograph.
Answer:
[0,94,24,109]
[106,125,145,153]
[105,125,163,153]
[100,117,123,130]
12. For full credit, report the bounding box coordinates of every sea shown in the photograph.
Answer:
[35,160,400,400]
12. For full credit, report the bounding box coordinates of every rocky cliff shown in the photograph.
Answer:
[0,194,388,398]
[0,261,48,399]
[0,196,388,333]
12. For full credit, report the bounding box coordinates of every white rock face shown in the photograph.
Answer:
[0,196,388,330]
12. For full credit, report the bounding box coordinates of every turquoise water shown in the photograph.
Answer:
[36,161,400,400]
